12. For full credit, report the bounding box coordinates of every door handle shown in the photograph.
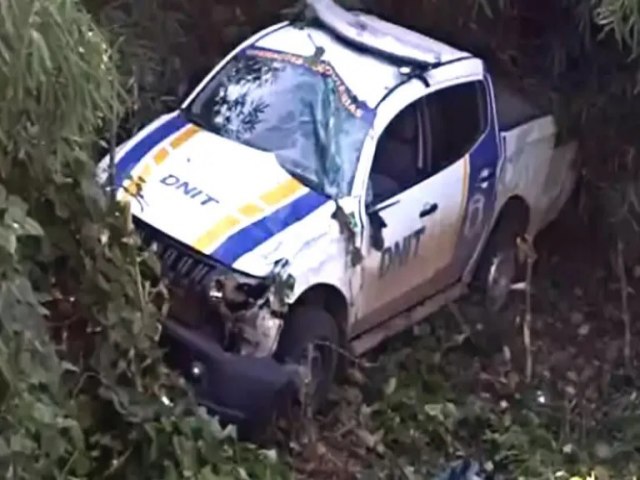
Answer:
[419,202,438,218]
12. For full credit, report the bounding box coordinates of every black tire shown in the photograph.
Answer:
[275,305,340,411]
[467,215,526,353]
[473,215,522,313]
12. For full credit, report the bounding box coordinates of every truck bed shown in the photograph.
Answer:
[493,80,548,132]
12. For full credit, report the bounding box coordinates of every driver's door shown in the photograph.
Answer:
[353,80,491,337]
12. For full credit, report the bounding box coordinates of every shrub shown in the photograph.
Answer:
[0,0,289,478]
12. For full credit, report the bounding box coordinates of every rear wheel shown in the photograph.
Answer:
[275,306,340,411]
[470,215,525,350]
[474,216,523,313]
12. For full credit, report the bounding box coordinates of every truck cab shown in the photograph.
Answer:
[101,0,577,429]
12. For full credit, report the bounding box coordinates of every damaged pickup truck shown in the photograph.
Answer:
[99,0,578,428]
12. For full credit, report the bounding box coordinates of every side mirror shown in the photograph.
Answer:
[366,198,398,252]
[367,208,387,252]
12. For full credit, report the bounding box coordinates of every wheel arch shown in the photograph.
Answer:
[493,194,531,236]
[290,283,349,347]
[464,194,531,282]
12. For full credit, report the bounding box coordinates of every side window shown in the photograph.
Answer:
[367,80,488,206]
[368,102,421,205]
[425,80,488,175]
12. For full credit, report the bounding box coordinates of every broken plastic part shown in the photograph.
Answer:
[161,318,300,432]
[268,259,296,314]
[238,308,284,357]
[200,259,292,357]
[332,200,363,266]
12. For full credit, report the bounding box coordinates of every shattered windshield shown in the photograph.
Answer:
[183,47,375,198]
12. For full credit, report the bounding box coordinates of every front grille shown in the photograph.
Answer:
[133,217,225,290]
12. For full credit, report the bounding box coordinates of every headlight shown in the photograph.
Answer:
[207,278,225,302]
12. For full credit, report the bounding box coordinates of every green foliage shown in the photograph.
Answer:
[91,0,190,127]
[593,0,640,55]
[0,0,289,478]
[347,313,640,479]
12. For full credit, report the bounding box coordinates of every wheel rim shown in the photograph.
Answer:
[486,248,516,312]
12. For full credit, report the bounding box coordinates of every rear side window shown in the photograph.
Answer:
[425,80,488,173]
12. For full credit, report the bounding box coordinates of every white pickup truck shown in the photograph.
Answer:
[100,0,577,428]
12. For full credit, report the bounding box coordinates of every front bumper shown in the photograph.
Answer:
[160,318,300,432]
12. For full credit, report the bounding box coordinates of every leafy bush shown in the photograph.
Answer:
[2,0,640,478]
[0,0,288,478]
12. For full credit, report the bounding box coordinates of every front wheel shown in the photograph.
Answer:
[275,306,340,411]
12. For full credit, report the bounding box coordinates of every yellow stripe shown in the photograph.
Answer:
[135,125,198,181]
[454,154,470,234]
[129,124,303,253]
[192,178,304,252]
[121,124,195,201]
[193,215,241,251]
[260,178,303,206]
[170,124,201,150]
[238,203,264,217]
[460,154,470,212]
[153,147,170,166]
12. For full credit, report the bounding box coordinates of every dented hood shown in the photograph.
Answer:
[113,112,330,273]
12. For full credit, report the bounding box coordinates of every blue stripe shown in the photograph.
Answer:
[211,191,329,266]
[114,112,188,189]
